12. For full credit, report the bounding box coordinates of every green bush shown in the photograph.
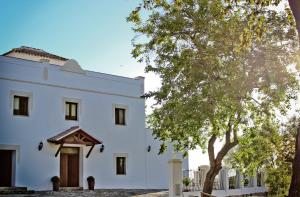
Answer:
[182,177,191,187]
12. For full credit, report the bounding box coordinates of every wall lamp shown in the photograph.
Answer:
[100,144,105,153]
[38,141,43,151]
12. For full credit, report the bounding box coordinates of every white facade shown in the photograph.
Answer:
[0,53,188,191]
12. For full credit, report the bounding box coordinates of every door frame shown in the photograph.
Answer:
[0,144,19,187]
[59,145,83,187]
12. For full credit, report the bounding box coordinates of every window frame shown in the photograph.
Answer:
[10,91,32,117]
[13,95,29,116]
[114,153,128,176]
[116,156,126,175]
[65,101,78,121]
[115,108,126,125]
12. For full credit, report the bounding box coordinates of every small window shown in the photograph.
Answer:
[13,96,29,116]
[116,157,126,175]
[115,108,125,125]
[65,102,78,120]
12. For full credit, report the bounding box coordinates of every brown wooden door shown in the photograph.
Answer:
[60,153,68,187]
[0,150,12,187]
[60,147,79,187]
[68,154,79,187]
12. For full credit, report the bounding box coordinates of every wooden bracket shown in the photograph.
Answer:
[55,144,64,157]
[86,145,95,158]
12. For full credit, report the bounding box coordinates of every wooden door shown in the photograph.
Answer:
[60,147,79,187]
[0,150,12,187]
[68,154,79,187]
[60,153,68,187]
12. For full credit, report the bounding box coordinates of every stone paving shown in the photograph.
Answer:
[0,189,169,197]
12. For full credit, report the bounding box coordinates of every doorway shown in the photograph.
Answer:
[0,150,12,187]
[60,147,79,187]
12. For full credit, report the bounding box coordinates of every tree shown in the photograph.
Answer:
[227,116,297,196]
[225,1,300,195]
[127,0,299,195]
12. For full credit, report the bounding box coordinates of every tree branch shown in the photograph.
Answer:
[208,134,217,167]
[215,115,240,163]
[225,120,232,144]
[288,0,300,42]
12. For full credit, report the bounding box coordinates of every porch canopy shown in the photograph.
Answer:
[47,126,102,158]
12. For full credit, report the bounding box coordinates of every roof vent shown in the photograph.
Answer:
[60,59,85,74]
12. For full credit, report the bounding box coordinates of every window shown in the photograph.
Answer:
[65,102,78,120]
[116,157,126,175]
[115,108,126,125]
[13,96,29,116]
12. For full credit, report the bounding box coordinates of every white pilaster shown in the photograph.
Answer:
[169,159,183,197]
[253,172,257,188]
[240,174,245,189]
[199,165,210,189]
[219,167,229,191]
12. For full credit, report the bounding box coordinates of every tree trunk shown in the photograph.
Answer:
[288,0,300,42]
[201,124,238,197]
[288,1,300,197]
[288,126,300,197]
[202,162,222,197]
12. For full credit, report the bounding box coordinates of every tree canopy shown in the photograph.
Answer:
[227,116,297,196]
[128,0,299,194]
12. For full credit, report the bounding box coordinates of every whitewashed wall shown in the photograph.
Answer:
[0,56,182,190]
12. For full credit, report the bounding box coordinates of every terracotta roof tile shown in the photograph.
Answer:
[3,46,68,61]
[47,126,102,145]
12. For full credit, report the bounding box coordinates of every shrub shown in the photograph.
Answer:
[182,177,191,187]
[87,176,95,182]
[51,176,60,183]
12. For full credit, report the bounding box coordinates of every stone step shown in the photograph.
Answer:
[59,187,83,191]
[0,187,34,195]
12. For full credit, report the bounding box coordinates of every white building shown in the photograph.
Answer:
[0,46,188,191]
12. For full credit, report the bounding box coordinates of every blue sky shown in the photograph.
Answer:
[0,0,145,77]
[0,0,160,112]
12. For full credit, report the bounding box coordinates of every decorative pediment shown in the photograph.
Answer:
[60,59,86,74]
[48,126,102,158]
[63,131,96,145]
[48,126,102,145]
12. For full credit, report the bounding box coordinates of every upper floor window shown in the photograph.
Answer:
[115,108,126,125]
[65,102,78,120]
[116,157,126,175]
[13,96,29,116]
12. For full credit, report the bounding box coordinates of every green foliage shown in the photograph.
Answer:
[87,176,95,182]
[183,177,192,187]
[51,176,60,183]
[225,0,297,48]
[226,116,298,196]
[266,164,291,196]
[128,0,299,157]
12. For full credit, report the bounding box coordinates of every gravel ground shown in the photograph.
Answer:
[0,189,169,197]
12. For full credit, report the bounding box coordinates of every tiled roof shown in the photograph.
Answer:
[47,126,102,145]
[3,46,68,61]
